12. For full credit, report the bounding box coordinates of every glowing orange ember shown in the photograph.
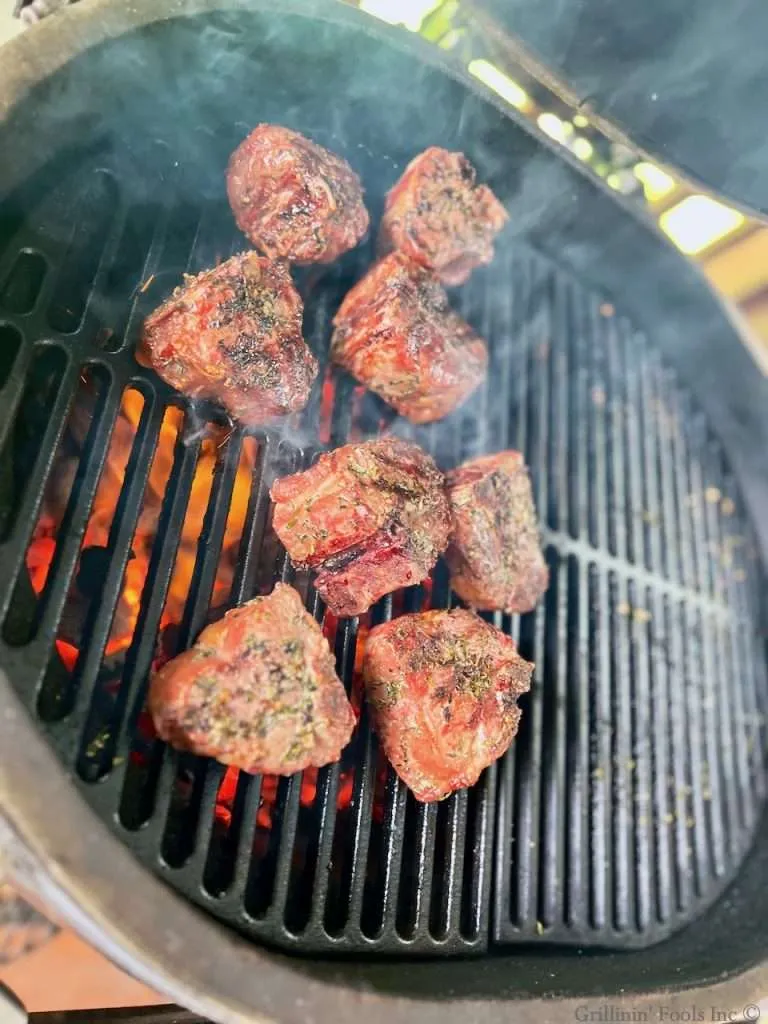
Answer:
[257,775,280,829]
[337,770,354,811]
[28,383,361,835]
[214,765,240,828]
[27,537,56,594]
[350,619,369,712]
[300,767,319,807]
[55,639,79,673]
[318,370,335,445]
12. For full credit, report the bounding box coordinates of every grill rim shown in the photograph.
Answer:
[1,0,767,1011]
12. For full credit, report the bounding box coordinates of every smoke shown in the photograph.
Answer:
[3,0,753,495]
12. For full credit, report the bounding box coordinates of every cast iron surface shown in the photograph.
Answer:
[0,0,766,999]
[2,682,768,1019]
[472,0,768,218]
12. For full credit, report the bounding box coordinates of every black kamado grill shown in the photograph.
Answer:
[0,1,766,1020]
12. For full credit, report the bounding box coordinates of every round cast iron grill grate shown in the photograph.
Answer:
[0,10,765,957]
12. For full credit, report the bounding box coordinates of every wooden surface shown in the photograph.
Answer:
[0,927,166,1012]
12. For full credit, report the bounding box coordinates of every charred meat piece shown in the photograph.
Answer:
[379,147,508,286]
[149,583,355,776]
[141,252,317,426]
[446,450,548,613]
[363,608,533,802]
[227,124,369,264]
[270,438,450,617]
[331,252,488,424]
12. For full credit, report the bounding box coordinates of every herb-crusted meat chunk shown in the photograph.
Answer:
[270,438,451,617]
[331,252,488,424]
[149,583,355,775]
[446,450,548,613]
[363,608,533,802]
[379,147,508,286]
[141,251,317,426]
[227,124,369,264]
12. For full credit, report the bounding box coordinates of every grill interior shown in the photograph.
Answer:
[0,7,766,960]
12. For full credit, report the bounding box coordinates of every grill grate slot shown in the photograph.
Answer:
[162,755,212,869]
[563,556,589,929]
[429,789,467,940]
[535,550,564,931]
[244,775,291,920]
[609,571,637,932]
[0,355,80,656]
[46,171,120,335]
[627,578,654,932]
[648,587,674,923]
[3,366,109,649]
[0,250,47,316]
[0,346,69,544]
[96,203,163,352]
[0,164,765,956]
[202,766,248,897]
[360,747,401,940]
[398,790,435,939]
[0,324,22,390]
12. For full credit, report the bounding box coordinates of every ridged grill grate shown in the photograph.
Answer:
[0,145,765,956]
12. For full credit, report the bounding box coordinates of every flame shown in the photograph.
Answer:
[25,389,257,667]
[55,639,79,673]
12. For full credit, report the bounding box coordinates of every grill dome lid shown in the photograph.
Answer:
[474,0,768,218]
